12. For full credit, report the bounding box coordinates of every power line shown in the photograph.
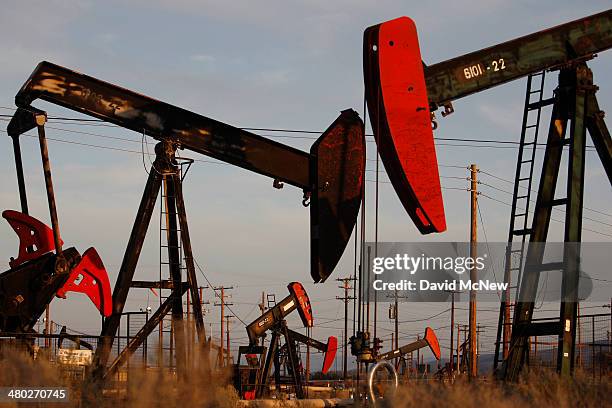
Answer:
[2,116,610,236]
[476,199,501,300]
[478,180,612,227]
[398,308,450,324]
[0,110,598,149]
[479,193,612,238]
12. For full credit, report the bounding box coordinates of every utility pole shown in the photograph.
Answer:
[469,164,478,379]
[44,305,50,348]
[225,315,233,366]
[456,324,461,374]
[336,276,356,383]
[476,324,484,369]
[416,334,421,374]
[306,327,311,384]
[394,291,399,353]
[446,290,460,374]
[258,292,267,346]
[214,286,233,367]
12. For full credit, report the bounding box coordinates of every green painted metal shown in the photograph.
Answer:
[503,69,570,381]
[424,9,612,108]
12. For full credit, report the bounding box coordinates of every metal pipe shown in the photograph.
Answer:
[11,136,29,214]
[35,116,62,254]
[367,361,398,404]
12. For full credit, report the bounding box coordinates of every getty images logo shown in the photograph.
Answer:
[372,253,487,275]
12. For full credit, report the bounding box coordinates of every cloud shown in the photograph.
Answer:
[190,54,216,63]
[252,69,291,85]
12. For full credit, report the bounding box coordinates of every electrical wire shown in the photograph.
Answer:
[476,199,501,300]
[479,169,612,219]
[478,192,612,238]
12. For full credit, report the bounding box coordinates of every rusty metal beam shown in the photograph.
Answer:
[130,280,186,290]
[586,93,612,184]
[424,10,612,108]
[12,61,310,189]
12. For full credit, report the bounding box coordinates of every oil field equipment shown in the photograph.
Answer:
[235,282,337,400]
[364,10,611,379]
[377,327,441,365]
[0,210,112,334]
[350,327,440,366]
[353,328,440,404]
[5,62,365,379]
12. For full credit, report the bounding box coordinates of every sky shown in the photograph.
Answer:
[0,1,610,368]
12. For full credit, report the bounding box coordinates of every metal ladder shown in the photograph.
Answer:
[267,294,277,309]
[494,71,553,369]
[158,178,181,367]
[158,159,192,368]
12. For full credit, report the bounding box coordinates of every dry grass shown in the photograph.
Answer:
[0,345,238,408]
[1,347,609,407]
[390,370,611,408]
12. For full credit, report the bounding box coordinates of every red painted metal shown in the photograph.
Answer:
[288,282,313,328]
[322,335,338,374]
[56,247,112,317]
[364,17,446,233]
[424,326,441,360]
[2,209,63,268]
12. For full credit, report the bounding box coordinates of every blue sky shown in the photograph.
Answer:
[0,1,610,365]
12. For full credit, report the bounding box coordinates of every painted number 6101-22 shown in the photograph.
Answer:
[463,58,506,79]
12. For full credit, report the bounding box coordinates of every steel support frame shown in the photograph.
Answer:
[258,330,279,399]
[503,69,569,381]
[92,140,206,380]
[162,173,187,373]
[504,62,611,380]
[282,325,305,399]
[494,73,545,369]
[104,285,188,378]
[255,323,306,399]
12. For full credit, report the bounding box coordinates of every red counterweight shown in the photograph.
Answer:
[288,282,313,328]
[2,209,63,268]
[322,335,338,374]
[424,326,441,361]
[364,17,446,234]
[2,210,112,318]
[56,247,112,317]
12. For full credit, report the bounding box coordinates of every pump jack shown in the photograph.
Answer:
[364,10,611,379]
[350,327,440,402]
[0,211,112,334]
[377,327,441,368]
[6,62,364,379]
[234,282,337,400]
[350,327,440,369]
[1,106,112,341]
